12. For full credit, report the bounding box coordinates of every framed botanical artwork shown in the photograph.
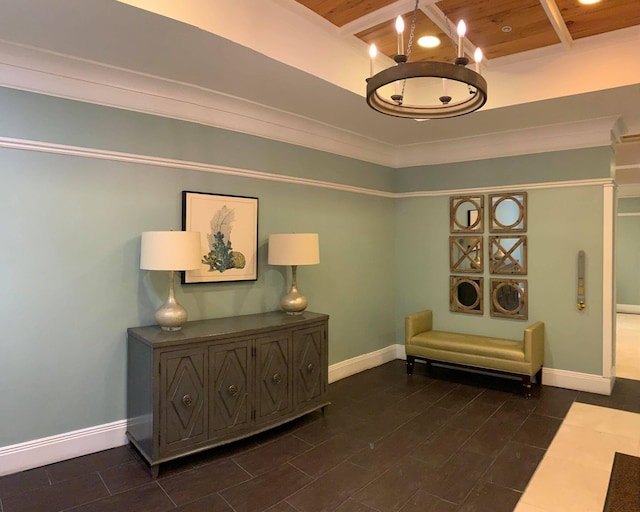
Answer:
[182,191,258,284]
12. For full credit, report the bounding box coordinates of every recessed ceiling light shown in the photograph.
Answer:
[579,0,601,4]
[417,35,441,48]
[502,26,512,33]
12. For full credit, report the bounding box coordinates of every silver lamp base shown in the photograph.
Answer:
[155,270,188,330]
[280,287,308,315]
[280,265,308,315]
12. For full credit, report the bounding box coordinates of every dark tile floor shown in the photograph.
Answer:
[1,360,638,512]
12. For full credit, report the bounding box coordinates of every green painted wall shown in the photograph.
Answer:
[395,156,609,376]
[0,86,614,448]
[394,147,613,193]
[0,89,396,446]
[617,198,640,305]
[0,87,396,193]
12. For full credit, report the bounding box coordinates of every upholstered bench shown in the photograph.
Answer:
[405,309,544,398]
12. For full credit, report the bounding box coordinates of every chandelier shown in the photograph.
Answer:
[366,0,487,119]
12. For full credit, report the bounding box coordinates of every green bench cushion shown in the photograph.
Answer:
[409,331,525,362]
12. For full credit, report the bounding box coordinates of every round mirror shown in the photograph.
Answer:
[457,281,478,307]
[494,283,521,312]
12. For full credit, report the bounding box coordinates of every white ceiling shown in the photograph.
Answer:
[0,0,638,185]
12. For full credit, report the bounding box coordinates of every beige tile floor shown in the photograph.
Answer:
[516,403,640,512]
[616,313,640,380]
[515,313,640,512]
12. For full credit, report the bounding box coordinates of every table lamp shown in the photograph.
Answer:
[268,233,320,315]
[140,231,202,330]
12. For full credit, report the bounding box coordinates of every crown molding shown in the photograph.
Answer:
[395,116,621,167]
[0,40,621,170]
[0,40,396,167]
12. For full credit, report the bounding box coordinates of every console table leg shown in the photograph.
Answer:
[150,464,159,479]
[406,355,415,375]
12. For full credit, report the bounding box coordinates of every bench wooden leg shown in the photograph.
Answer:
[535,367,543,386]
[522,375,532,399]
[406,355,415,375]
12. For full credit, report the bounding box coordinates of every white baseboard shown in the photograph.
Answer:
[0,344,614,477]
[328,344,403,383]
[617,304,640,314]
[542,367,613,395]
[0,420,128,477]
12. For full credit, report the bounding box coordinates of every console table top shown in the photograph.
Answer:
[128,310,328,347]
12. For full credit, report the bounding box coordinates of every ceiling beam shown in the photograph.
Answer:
[420,3,485,64]
[338,0,422,36]
[539,0,574,48]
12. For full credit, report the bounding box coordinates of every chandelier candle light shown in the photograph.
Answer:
[366,0,487,119]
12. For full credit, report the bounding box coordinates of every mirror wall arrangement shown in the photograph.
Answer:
[449,192,529,319]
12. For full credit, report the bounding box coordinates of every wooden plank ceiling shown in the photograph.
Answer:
[294,0,640,62]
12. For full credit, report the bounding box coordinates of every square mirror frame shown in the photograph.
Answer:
[489,192,527,233]
[489,278,528,320]
[489,235,527,275]
[450,276,484,315]
[450,195,484,233]
[450,236,483,273]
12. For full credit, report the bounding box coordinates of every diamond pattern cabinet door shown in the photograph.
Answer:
[159,347,207,455]
[255,332,292,425]
[209,340,252,437]
[293,324,327,408]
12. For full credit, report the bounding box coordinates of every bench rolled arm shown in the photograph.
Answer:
[524,321,544,370]
[405,309,433,344]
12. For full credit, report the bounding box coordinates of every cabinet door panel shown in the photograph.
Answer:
[256,332,292,424]
[159,347,207,455]
[210,340,252,436]
[293,324,327,407]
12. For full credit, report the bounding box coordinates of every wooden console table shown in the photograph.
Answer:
[126,311,329,477]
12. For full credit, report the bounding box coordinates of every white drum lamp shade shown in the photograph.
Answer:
[268,233,319,315]
[140,231,202,271]
[268,233,320,266]
[140,231,202,330]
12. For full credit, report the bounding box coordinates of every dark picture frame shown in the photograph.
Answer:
[182,191,258,284]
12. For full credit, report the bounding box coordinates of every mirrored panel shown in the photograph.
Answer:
[450,236,483,273]
[450,195,484,233]
[490,278,528,320]
[450,276,483,315]
[489,192,527,232]
[489,236,527,275]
